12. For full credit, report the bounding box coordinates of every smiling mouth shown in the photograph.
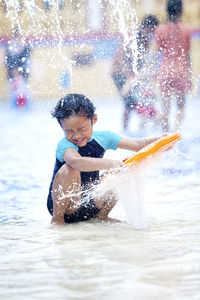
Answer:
[73,137,85,145]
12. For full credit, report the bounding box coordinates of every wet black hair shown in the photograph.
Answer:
[167,0,182,22]
[140,14,159,30]
[52,94,96,125]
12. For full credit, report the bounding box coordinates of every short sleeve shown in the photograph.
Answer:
[56,138,78,162]
[93,131,122,150]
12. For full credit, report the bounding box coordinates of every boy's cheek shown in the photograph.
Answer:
[65,133,71,140]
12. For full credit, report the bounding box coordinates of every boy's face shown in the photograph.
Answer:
[60,114,97,147]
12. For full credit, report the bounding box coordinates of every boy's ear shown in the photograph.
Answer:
[92,114,98,124]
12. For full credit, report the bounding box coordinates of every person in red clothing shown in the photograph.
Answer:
[155,0,192,132]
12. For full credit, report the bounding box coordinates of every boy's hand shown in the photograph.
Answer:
[101,160,125,181]
[111,160,125,169]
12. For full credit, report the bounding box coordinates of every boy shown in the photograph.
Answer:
[47,94,161,225]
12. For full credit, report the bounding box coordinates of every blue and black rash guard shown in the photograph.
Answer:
[47,131,122,218]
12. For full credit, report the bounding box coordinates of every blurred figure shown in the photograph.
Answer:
[5,27,32,108]
[10,69,31,109]
[111,33,135,130]
[122,15,160,130]
[111,15,159,131]
[5,27,31,82]
[155,0,192,132]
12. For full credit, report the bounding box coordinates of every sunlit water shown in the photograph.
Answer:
[0,98,200,300]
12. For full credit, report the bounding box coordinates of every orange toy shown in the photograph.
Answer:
[123,132,181,166]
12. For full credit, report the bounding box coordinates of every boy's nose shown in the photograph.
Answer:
[73,132,82,140]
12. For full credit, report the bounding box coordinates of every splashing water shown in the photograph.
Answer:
[84,147,178,229]
[4,0,151,228]
[115,166,147,229]
[2,3,200,299]
[109,0,139,74]
[4,0,75,91]
[3,1,149,228]
[5,0,64,39]
[94,154,166,229]
[4,0,140,97]
[99,164,148,229]
[58,154,165,230]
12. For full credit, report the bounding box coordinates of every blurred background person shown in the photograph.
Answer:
[111,15,159,132]
[5,27,32,83]
[5,27,32,108]
[111,30,136,131]
[122,15,160,130]
[155,0,192,132]
[10,68,31,109]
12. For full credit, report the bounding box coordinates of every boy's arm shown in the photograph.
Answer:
[63,148,124,171]
[117,136,161,152]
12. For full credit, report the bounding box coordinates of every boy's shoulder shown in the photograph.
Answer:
[57,137,78,150]
[93,130,122,150]
[56,137,78,162]
[93,130,112,136]
[93,130,120,139]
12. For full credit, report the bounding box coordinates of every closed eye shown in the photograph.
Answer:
[77,127,86,132]
[66,129,73,135]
